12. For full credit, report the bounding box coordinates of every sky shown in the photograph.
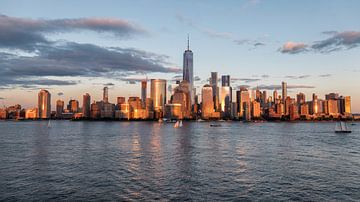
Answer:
[0,0,359,112]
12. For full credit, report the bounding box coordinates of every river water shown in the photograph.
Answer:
[0,121,359,201]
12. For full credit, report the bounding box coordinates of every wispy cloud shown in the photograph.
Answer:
[280,31,360,54]
[285,75,311,79]
[318,74,332,78]
[231,78,261,83]
[279,42,308,54]
[254,84,315,90]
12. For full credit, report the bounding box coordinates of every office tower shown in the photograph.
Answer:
[273,90,278,103]
[297,93,306,104]
[101,102,115,119]
[141,80,147,108]
[103,87,109,103]
[150,79,167,112]
[211,72,219,111]
[117,97,126,105]
[172,80,191,118]
[284,96,292,115]
[255,87,261,102]
[220,86,232,118]
[56,99,64,118]
[300,104,309,116]
[221,75,230,87]
[164,104,183,120]
[338,96,351,115]
[82,93,91,118]
[289,104,299,121]
[201,84,214,119]
[282,82,287,103]
[183,35,194,105]
[261,90,267,106]
[312,93,318,115]
[38,89,51,119]
[90,101,101,119]
[236,87,250,118]
[25,108,38,119]
[243,102,251,121]
[325,93,339,100]
[68,99,79,113]
[327,99,338,115]
[251,100,261,118]
[128,97,142,119]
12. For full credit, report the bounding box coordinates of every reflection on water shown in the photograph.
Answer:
[0,121,360,201]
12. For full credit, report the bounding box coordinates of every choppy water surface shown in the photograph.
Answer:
[0,121,359,201]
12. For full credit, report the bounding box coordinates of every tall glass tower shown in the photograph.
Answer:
[183,35,194,105]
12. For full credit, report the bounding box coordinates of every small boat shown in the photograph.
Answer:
[210,123,222,127]
[174,120,183,128]
[335,121,351,133]
[47,119,51,128]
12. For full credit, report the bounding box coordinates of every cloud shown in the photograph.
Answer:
[285,75,311,79]
[0,42,180,88]
[57,92,64,96]
[194,76,201,81]
[254,84,315,90]
[0,14,146,50]
[0,97,5,100]
[312,31,360,53]
[104,82,115,86]
[319,74,332,78]
[279,42,308,54]
[281,31,360,54]
[231,78,261,83]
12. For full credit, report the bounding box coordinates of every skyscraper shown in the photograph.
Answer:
[183,35,194,105]
[56,99,64,118]
[273,90,278,103]
[38,89,51,119]
[221,75,230,87]
[150,79,167,112]
[103,87,109,103]
[82,93,91,118]
[210,72,219,111]
[282,82,287,103]
[201,84,214,119]
[236,87,250,118]
[141,80,147,107]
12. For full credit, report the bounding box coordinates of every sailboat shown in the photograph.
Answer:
[335,121,351,133]
[174,120,183,128]
[47,119,51,128]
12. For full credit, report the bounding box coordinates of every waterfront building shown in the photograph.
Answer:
[141,80,147,108]
[56,99,64,118]
[82,93,91,118]
[273,90,278,103]
[230,102,238,119]
[145,98,154,119]
[300,103,309,116]
[128,97,143,119]
[325,93,339,100]
[289,104,300,121]
[164,103,183,120]
[38,89,51,119]
[201,84,214,119]
[251,100,261,118]
[183,35,194,105]
[101,102,115,119]
[171,80,191,118]
[90,101,102,119]
[261,90,267,107]
[236,87,250,118]
[25,108,38,119]
[0,108,8,119]
[150,79,167,114]
[69,99,79,113]
[243,102,251,121]
[327,99,339,116]
[210,72,219,111]
[220,86,232,118]
[338,96,351,116]
[282,82,287,103]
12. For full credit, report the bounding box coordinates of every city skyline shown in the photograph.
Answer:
[0,0,359,112]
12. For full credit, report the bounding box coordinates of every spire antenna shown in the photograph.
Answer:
[187,34,190,50]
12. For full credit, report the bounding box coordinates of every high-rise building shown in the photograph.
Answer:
[325,93,339,100]
[150,79,167,112]
[183,35,194,105]
[201,84,214,119]
[251,100,261,118]
[82,93,91,118]
[297,92,306,104]
[171,80,191,118]
[103,87,109,103]
[38,89,51,119]
[282,82,287,103]
[56,99,64,118]
[210,72,219,111]
[68,99,79,113]
[220,86,232,118]
[141,80,147,107]
[236,87,250,118]
[273,90,278,103]
[221,75,230,87]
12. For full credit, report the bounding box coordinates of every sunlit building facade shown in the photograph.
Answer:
[150,79,167,113]
[38,89,51,119]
